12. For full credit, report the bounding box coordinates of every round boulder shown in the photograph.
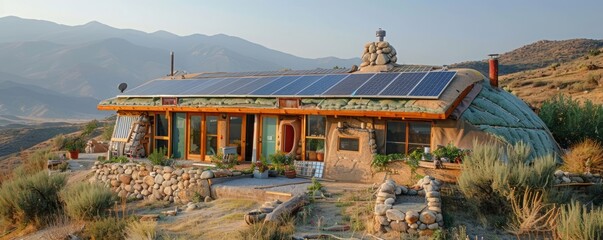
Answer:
[201,170,214,179]
[419,211,436,224]
[405,211,419,223]
[385,209,405,221]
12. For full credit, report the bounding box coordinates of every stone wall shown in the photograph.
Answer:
[373,176,444,237]
[554,170,603,184]
[360,41,398,67]
[90,162,240,203]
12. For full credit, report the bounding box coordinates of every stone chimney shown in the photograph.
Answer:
[359,28,398,72]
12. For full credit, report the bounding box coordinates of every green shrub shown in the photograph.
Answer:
[589,49,602,57]
[433,143,463,160]
[148,148,169,166]
[371,154,390,171]
[105,156,129,164]
[0,171,66,226]
[81,119,99,137]
[555,200,603,239]
[85,217,127,240]
[64,137,86,152]
[52,134,67,150]
[307,177,323,192]
[457,141,556,224]
[102,123,115,141]
[61,182,116,220]
[539,94,603,148]
[211,152,238,170]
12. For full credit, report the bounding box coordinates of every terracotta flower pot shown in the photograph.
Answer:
[316,152,324,161]
[68,151,79,160]
[308,151,317,161]
[285,170,296,178]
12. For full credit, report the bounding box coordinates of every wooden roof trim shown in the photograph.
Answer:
[97,84,476,120]
[98,105,446,120]
[444,83,475,117]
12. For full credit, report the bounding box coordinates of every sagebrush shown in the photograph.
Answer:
[0,171,66,226]
[61,182,116,220]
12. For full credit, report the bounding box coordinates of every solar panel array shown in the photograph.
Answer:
[121,71,457,99]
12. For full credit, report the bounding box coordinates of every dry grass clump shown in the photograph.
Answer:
[555,201,603,240]
[563,139,603,173]
[83,217,128,240]
[238,216,295,240]
[506,188,558,236]
[61,182,116,220]
[124,220,157,240]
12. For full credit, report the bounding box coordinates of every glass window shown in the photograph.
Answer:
[155,139,168,153]
[228,116,243,156]
[338,137,359,151]
[205,116,218,156]
[307,115,326,137]
[386,121,431,154]
[155,114,168,137]
[305,115,326,161]
[386,121,406,154]
[189,115,201,155]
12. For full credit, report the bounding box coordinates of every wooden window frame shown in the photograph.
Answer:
[385,120,433,154]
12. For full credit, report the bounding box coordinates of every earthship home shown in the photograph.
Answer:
[99,29,560,183]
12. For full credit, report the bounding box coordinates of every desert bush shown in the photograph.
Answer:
[238,216,295,240]
[81,119,100,137]
[84,217,128,240]
[562,139,603,173]
[61,182,115,220]
[102,123,114,141]
[148,148,170,166]
[52,134,67,150]
[12,148,58,177]
[539,94,603,148]
[589,49,602,56]
[0,171,66,226]
[532,81,547,87]
[506,188,558,236]
[124,220,157,240]
[555,200,603,240]
[105,156,129,164]
[457,141,556,224]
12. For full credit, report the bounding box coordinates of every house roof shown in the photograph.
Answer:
[98,68,484,120]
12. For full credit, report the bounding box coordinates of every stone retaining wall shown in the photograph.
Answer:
[90,162,241,203]
[554,170,602,184]
[373,176,443,237]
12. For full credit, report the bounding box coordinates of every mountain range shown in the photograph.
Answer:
[0,16,601,123]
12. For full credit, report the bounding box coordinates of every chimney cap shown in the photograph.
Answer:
[376,28,386,42]
[488,53,500,59]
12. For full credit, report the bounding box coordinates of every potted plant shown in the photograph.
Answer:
[284,164,296,178]
[316,145,325,161]
[65,137,85,160]
[253,157,269,179]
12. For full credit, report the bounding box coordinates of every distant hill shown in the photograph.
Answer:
[0,78,104,119]
[498,45,603,107]
[452,39,603,75]
[0,16,359,100]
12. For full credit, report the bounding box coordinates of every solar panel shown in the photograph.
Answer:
[323,74,375,95]
[118,70,457,99]
[192,68,349,79]
[297,74,347,95]
[251,75,301,95]
[378,72,427,96]
[408,71,456,98]
[271,75,324,95]
[354,73,400,96]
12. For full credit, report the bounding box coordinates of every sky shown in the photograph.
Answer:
[1,0,602,65]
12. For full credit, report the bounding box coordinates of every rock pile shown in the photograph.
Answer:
[90,162,241,203]
[553,170,602,184]
[360,41,397,67]
[373,176,443,236]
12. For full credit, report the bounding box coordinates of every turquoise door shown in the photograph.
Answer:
[262,116,277,161]
[171,113,186,159]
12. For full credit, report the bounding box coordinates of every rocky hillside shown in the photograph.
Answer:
[452,39,603,75]
[499,46,603,106]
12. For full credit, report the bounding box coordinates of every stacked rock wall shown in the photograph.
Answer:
[554,170,603,184]
[90,162,238,203]
[360,41,397,67]
[373,176,444,237]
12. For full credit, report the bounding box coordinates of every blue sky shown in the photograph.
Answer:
[1,0,602,65]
